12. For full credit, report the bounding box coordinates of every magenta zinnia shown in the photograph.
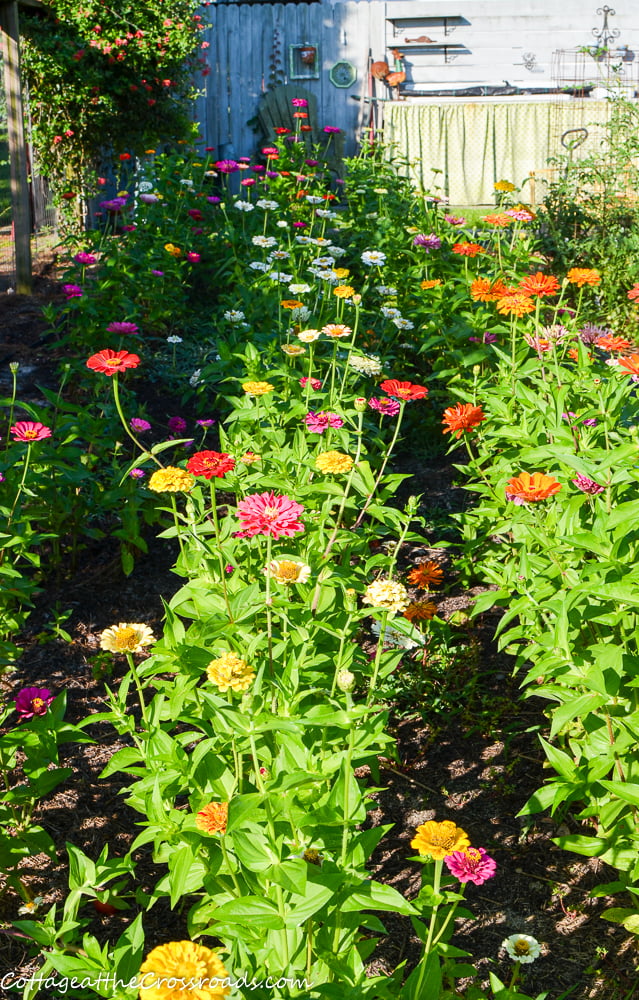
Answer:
[14,687,54,720]
[236,491,304,539]
[106,321,139,335]
[445,847,497,885]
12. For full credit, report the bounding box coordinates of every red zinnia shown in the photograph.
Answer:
[518,272,560,298]
[452,242,484,257]
[186,451,235,479]
[379,379,428,401]
[627,283,639,302]
[236,491,304,539]
[442,403,485,438]
[596,334,633,353]
[86,349,140,375]
[11,421,52,442]
[618,353,639,376]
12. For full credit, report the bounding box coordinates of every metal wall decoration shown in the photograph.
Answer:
[289,43,320,80]
[329,60,357,88]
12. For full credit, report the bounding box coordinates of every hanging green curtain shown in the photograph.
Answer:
[384,100,610,205]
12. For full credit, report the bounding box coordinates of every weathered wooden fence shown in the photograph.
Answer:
[194,1,388,159]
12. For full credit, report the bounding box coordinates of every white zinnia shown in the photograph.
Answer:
[502,934,541,964]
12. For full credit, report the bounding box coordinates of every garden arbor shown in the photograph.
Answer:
[0,0,42,294]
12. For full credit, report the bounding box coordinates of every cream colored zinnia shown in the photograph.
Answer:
[297,329,321,343]
[206,651,255,693]
[100,622,155,654]
[139,940,231,999]
[362,579,409,614]
[265,558,311,584]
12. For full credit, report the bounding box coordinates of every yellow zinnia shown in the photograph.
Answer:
[164,243,182,257]
[242,381,274,396]
[315,451,353,474]
[206,651,255,693]
[148,467,195,493]
[494,179,515,192]
[139,940,230,999]
[334,285,356,299]
[100,623,155,654]
[411,820,470,860]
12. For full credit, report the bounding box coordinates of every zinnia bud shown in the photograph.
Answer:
[336,669,356,693]
[354,397,367,412]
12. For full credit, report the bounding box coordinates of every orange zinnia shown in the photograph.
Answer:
[505,471,562,504]
[618,353,639,376]
[442,402,485,438]
[421,279,442,289]
[596,334,633,353]
[407,560,444,589]
[195,801,228,835]
[568,346,591,362]
[470,277,507,302]
[482,213,513,227]
[566,267,601,288]
[627,283,639,302]
[281,299,304,309]
[452,242,484,257]
[518,272,560,298]
[404,601,437,622]
[496,292,535,317]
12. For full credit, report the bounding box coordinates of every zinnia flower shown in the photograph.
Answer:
[470,277,507,302]
[130,417,151,432]
[369,397,400,416]
[86,349,140,375]
[421,279,442,289]
[627,283,639,302]
[63,284,83,298]
[502,934,541,964]
[495,292,535,317]
[106,321,139,335]
[305,411,343,434]
[334,285,356,299]
[596,334,633,353]
[14,687,54,720]
[322,323,352,338]
[413,234,441,251]
[242,381,274,396]
[300,376,322,390]
[482,213,513,227]
[100,623,155,654]
[139,940,231,999]
[207,651,255,693]
[315,451,353,474]
[573,474,605,495]
[505,471,561,504]
[195,802,229,835]
[404,601,437,622]
[236,492,304,539]
[618,353,639,376]
[518,272,560,298]
[379,379,428,401]
[411,820,471,859]
[445,847,497,885]
[187,451,235,479]
[363,579,409,613]
[567,268,601,287]
[442,403,485,438]
[10,421,52,442]
[452,242,484,257]
[148,467,195,493]
[265,558,312,584]
[407,560,444,589]
[494,179,516,192]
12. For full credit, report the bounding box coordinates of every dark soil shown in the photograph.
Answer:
[0,282,637,1000]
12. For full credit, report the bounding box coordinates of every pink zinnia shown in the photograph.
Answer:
[130,417,151,432]
[300,376,322,390]
[573,474,605,495]
[11,421,52,442]
[187,252,201,262]
[304,410,343,433]
[368,397,400,416]
[107,321,139,335]
[236,491,304,539]
[291,97,308,107]
[445,848,497,885]
[63,284,83,298]
[74,252,96,265]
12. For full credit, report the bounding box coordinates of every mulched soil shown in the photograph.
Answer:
[0,280,637,1000]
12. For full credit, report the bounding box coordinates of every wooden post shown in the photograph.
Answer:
[0,1,32,294]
